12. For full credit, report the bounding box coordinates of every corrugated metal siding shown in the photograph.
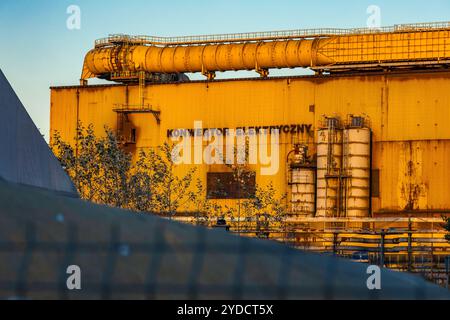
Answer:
[50,71,450,213]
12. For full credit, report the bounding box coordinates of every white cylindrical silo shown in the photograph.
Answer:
[316,118,343,218]
[291,166,316,217]
[343,125,371,218]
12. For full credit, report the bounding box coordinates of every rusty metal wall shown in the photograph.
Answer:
[50,70,450,215]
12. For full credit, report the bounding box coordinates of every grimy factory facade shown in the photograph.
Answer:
[51,22,450,221]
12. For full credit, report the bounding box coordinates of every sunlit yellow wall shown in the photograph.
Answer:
[50,70,450,215]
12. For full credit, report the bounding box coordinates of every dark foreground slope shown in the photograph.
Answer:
[0,70,76,195]
[0,179,449,300]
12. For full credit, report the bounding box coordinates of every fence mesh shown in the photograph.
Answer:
[0,179,449,300]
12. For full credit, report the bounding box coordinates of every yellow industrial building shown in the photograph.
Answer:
[50,21,450,221]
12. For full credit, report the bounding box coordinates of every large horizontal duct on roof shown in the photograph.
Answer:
[81,21,450,82]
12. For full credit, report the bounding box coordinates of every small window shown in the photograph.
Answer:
[207,172,256,199]
[371,169,380,198]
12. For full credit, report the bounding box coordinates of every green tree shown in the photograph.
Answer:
[241,183,287,238]
[191,178,223,226]
[51,124,197,215]
[52,123,131,207]
[127,149,155,212]
[52,123,288,232]
[219,135,288,236]
[444,217,450,242]
[143,143,197,216]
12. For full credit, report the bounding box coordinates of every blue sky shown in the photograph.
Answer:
[1,0,450,140]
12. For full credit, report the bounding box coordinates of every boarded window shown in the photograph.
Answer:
[207,172,256,199]
[371,169,380,198]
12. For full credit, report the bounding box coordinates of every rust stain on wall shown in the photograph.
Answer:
[398,142,428,210]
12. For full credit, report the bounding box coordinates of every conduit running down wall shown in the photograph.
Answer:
[81,22,450,82]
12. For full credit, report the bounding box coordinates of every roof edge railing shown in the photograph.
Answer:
[94,21,450,48]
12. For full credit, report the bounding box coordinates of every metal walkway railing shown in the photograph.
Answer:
[94,21,450,47]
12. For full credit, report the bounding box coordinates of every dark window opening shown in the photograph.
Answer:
[131,128,136,143]
[207,172,256,199]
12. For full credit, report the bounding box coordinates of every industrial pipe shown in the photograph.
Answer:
[82,39,334,80]
[81,23,450,82]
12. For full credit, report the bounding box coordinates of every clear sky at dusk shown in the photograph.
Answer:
[1,0,450,140]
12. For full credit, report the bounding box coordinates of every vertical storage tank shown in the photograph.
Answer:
[290,146,316,217]
[343,116,371,218]
[316,118,343,217]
